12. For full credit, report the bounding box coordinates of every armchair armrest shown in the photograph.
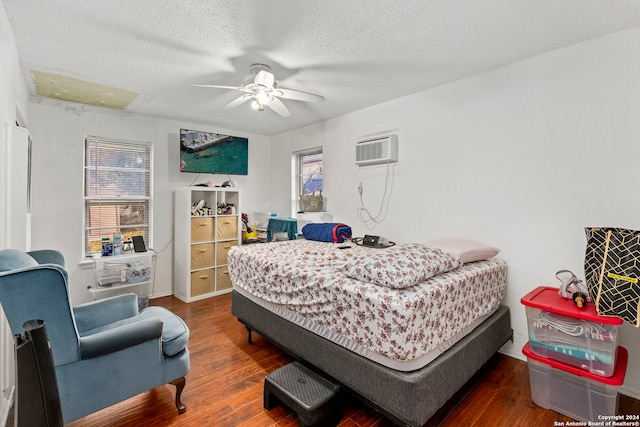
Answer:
[27,249,65,267]
[79,318,163,359]
[73,293,139,333]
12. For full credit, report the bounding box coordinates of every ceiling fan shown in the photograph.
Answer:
[192,63,325,117]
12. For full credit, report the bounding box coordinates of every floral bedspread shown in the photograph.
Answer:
[228,240,507,362]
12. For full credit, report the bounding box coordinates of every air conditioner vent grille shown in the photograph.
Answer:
[355,134,398,166]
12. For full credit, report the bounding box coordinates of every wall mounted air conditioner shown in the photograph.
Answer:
[355,134,398,166]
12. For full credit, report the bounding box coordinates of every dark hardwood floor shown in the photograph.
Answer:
[65,293,640,427]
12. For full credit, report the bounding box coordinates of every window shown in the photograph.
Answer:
[84,136,152,257]
[294,148,323,212]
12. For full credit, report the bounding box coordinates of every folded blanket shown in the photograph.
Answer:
[528,341,614,366]
[530,327,614,354]
[302,223,352,243]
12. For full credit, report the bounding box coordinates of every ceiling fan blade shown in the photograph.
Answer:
[254,70,275,89]
[266,97,291,117]
[274,88,325,103]
[191,83,251,93]
[222,94,253,111]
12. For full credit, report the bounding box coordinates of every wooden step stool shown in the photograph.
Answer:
[264,362,342,427]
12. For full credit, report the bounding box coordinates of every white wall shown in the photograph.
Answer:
[27,101,274,304]
[270,27,640,397]
[0,2,29,246]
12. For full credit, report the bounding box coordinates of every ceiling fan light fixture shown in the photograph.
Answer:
[192,63,323,118]
[251,99,264,111]
[254,89,271,105]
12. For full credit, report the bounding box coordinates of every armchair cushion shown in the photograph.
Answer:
[0,249,37,272]
[139,307,189,357]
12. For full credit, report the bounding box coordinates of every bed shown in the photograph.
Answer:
[229,239,512,427]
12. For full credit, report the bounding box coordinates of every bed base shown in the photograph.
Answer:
[231,290,512,427]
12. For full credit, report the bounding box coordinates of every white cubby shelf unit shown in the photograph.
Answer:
[174,187,241,302]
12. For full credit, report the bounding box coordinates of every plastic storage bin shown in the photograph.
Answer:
[254,212,277,230]
[521,286,622,377]
[95,254,153,287]
[523,342,627,422]
[91,252,155,310]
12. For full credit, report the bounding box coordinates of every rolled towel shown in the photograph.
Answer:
[302,223,352,243]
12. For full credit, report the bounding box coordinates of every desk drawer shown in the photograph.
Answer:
[216,241,237,265]
[216,216,238,240]
[190,269,214,296]
[191,218,214,242]
[191,243,214,269]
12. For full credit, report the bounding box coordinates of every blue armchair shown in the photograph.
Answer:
[0,249,190,424]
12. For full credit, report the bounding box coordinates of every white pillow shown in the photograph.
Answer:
[425,237,500,264]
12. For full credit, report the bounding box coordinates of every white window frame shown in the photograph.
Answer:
[83,136,153,258]
[292,147,323,215]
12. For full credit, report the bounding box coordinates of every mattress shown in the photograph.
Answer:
[228,239,507,371]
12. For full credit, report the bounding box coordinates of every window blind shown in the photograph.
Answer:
[83,136,152,256]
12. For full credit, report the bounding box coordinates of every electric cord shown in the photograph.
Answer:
[151,235,174,255]
[147,248,158,298]
[538,312,607,336]
[356,161,395,230]
[147,235,174,298]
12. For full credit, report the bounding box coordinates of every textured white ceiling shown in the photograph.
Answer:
[4,0,640,136]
